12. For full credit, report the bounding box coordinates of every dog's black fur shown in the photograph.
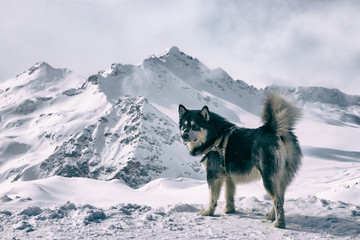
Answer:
[178,93,302,228]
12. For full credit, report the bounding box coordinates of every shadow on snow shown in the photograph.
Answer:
[286,214,360,237]
[303,146,360,163]
[214,210,360,238]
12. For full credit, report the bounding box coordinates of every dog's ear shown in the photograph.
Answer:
[200,106,210,121]
[178,104,188,118]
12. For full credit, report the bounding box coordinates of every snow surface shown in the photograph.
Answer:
[0,47,359,239]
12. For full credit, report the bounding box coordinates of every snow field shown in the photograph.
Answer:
[1,194,359,239]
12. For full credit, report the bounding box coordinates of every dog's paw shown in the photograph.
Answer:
[224,206,235,214]
[199,209,214,216]
[273,219,286,228]
[264,211,275,221]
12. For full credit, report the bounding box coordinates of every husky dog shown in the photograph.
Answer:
[178,93,302,228]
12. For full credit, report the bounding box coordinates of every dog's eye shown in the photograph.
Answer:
[192,123,198,129]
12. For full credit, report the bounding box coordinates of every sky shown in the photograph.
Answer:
[1,0,359,94]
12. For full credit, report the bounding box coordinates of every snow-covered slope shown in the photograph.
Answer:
[15,96,203,187]
[93,46,262,120]
[0,47,359,239]
[0,62,110,182]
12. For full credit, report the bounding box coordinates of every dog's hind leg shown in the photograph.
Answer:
[262,178,286,228]
[263,180,276,221]
[224,177,235,213]
[273,191,285,228]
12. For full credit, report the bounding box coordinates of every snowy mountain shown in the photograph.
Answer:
[0,56,206,187]
[1,47,360,187]
[20,96,203,188]
[1,46,360,185]
[0,47,359,239]
[267,85,360,127]
[93,46,263,118]
[0,62,109,182]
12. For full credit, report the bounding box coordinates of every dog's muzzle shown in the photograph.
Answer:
[181,132,197,143]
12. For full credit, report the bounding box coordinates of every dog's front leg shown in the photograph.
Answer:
[200,177,224,216]
[224,177,235,213]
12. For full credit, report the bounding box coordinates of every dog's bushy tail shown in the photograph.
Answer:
[261,93,302,136]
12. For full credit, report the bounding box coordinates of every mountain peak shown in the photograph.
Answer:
[159,46,193,60]
[162,46,181,56]
[32,61,50,68]
[28,61,53,74]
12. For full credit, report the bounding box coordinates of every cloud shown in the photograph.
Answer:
[1,0,359,95]
[189,0,360,93]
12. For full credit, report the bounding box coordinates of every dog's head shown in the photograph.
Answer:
[178,104,211,155]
